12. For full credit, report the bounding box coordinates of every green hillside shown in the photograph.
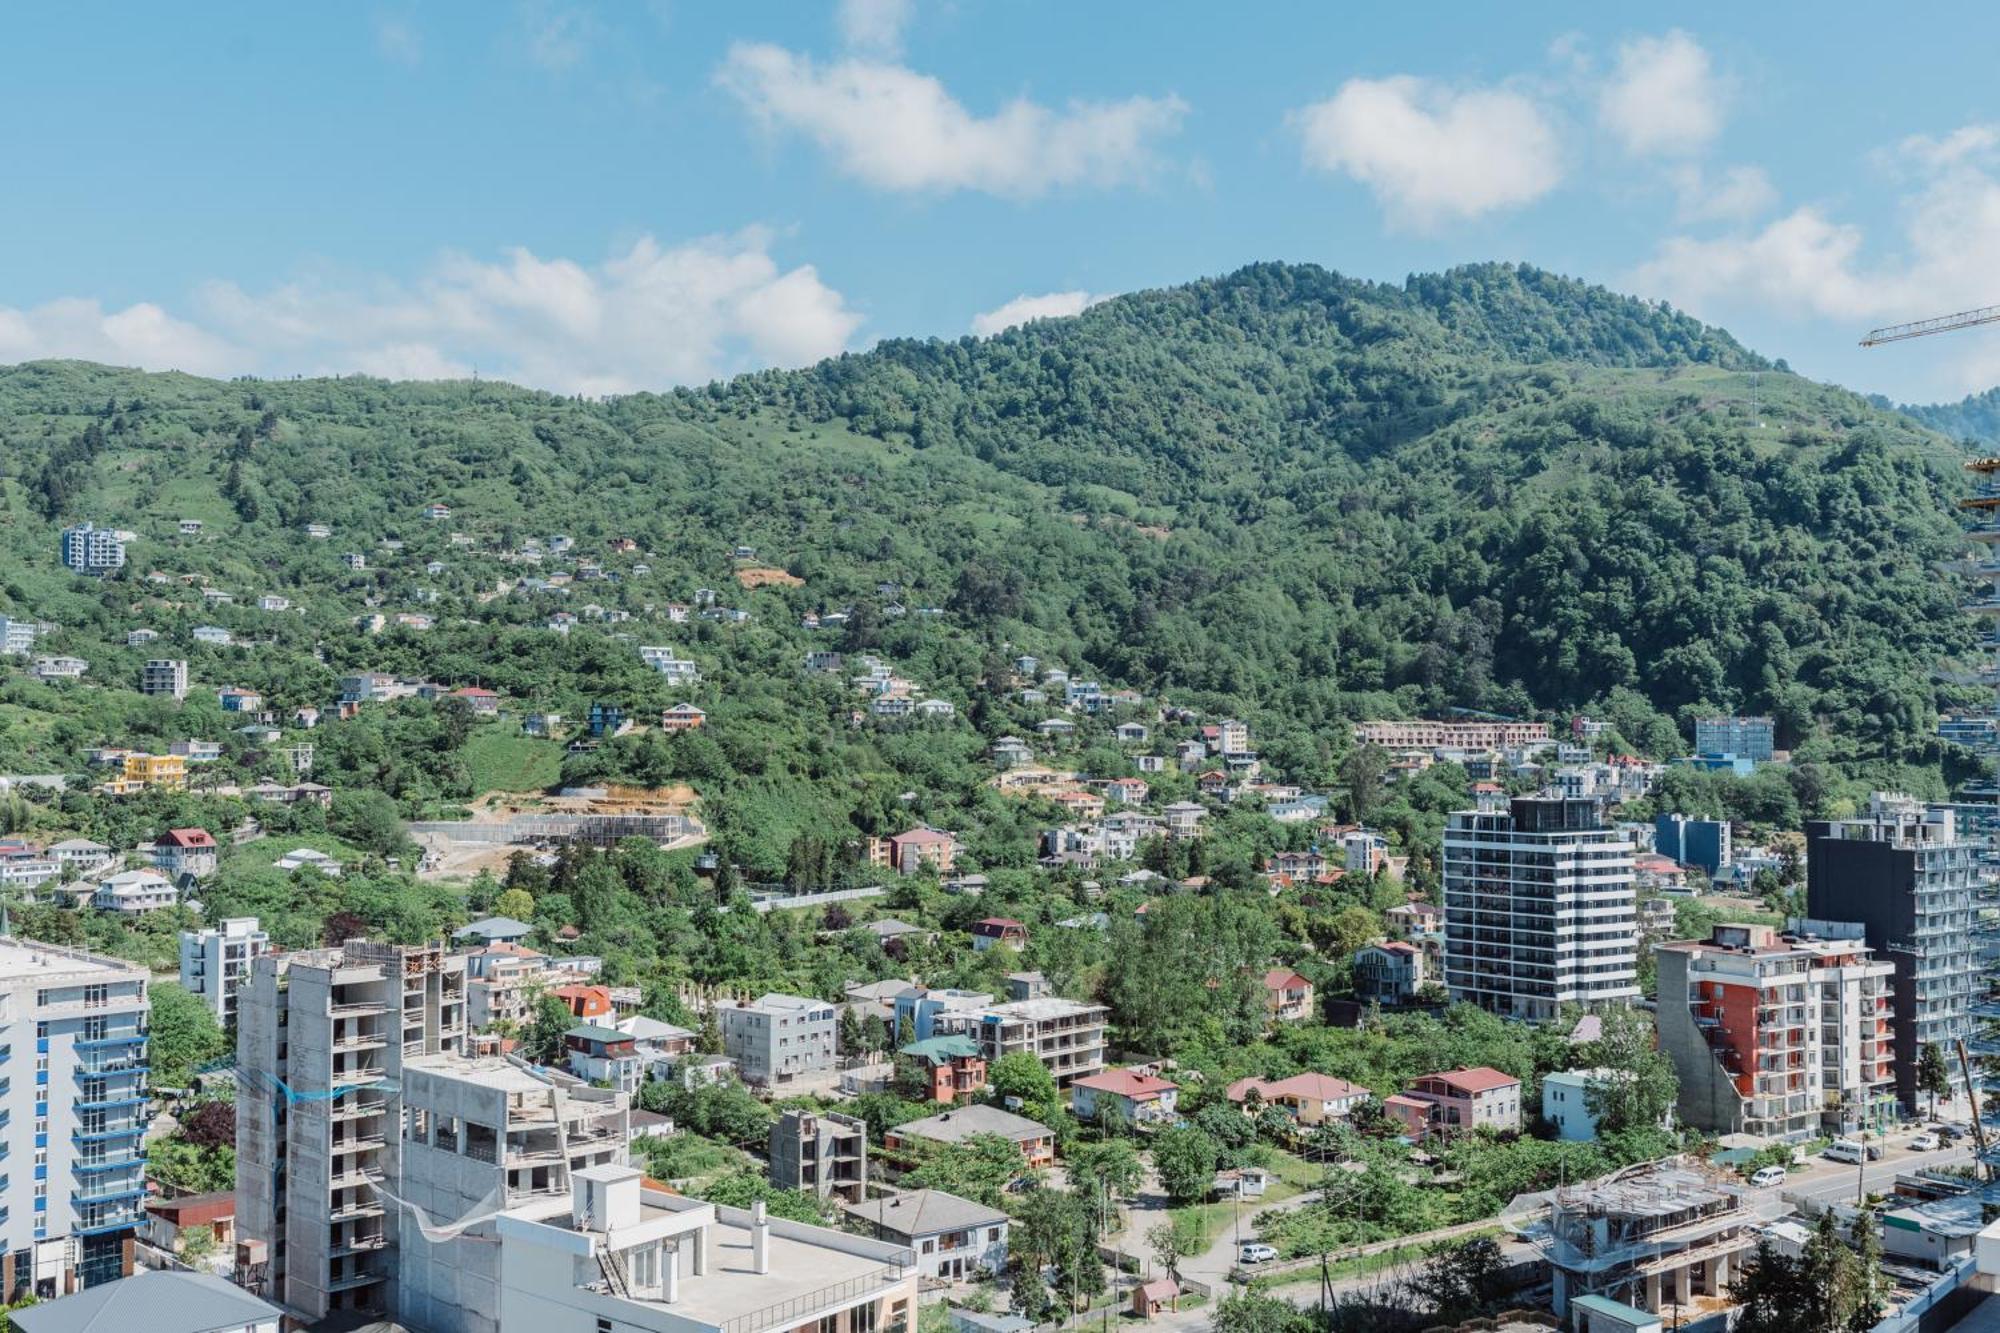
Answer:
[0,261,1982,880]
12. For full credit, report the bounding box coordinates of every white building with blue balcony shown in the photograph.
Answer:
[0,938,150,1297]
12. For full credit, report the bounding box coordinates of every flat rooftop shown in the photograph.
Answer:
[0,937,145,982]
[512,1193,908,1330]
[405,1053,551,1094]
[982,996,1105,1021]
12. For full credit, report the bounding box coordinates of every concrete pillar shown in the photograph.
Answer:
[663,1245,679,1304]
[1672,1263,1691,1306]
[1644,1274,1661,1311]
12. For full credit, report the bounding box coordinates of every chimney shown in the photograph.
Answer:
[752,1199,770,1274]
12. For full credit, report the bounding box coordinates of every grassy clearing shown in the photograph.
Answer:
[463,725,563,794]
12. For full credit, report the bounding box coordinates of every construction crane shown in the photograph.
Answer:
[1862,304,2000,347]
[1956,1038,1992,1183]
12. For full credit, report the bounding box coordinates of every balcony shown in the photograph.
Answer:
[330,1135,387,1156]
[74,1204,144,1235]
[75,1091,147,1113]
[75,1051,148,1077]
[329,1198,386,1223]
[73,1033,147,1052]
[326,1268,388,1292]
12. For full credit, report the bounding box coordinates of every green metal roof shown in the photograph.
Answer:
[899,1034,982,1065]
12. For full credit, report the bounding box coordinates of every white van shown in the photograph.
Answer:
[1822,1139,1865,1164]
[1749,1165,1788,1187]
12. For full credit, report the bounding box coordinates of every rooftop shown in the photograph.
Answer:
[0,936,146,983]
[894,1104,1052,1145]
[842,1188,1008,1237]
[12,1269,282,1333]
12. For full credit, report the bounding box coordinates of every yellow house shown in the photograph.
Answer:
[121,753,188,791]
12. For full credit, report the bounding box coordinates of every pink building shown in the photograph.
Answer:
[1384,1066,1521,1141]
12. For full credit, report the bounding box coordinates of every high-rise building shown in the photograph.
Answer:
[0,938,150,1295]
[1653,813,1732,877]
[1442,795,1639,1021]
[394,1055,630,1333]
[178,917,269,1027]
[1692,716,1774,763]
[1656,922,1896,1140]
[58,524,125,577]
[236,940,468,1323]
[139,659,188,701]
[1805,795,1977,1112]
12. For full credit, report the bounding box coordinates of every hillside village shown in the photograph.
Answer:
[2,460,2000,1333]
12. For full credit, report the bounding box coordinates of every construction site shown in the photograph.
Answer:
[408,784,706,878]
[1534,1157,1758,1321]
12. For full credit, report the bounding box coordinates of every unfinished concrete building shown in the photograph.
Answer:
[1542,1158,1758,1319]
[235,940,468,1323]
[769,1109,868,1205]
[395,1055,632,1333]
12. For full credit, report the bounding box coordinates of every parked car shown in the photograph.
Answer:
[1239,1243,1278,1265]
[1749,1165,1788,1188]
[1866,1141,1885,1160]
[1910,1132,1941,1151]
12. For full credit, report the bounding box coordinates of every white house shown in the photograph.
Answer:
[842,1189,1010,1283]
[91,868,178,915]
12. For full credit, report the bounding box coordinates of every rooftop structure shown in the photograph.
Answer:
[1538,1157,1756,1319]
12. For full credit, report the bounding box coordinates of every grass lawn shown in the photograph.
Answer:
[1167,1171,1308,1253]
[463,725,563,794]
[1248,1225,1504,1293]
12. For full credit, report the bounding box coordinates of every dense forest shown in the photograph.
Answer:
[1896,384,2000,447]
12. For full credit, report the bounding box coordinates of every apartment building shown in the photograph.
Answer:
[1693,716,1774,763]
[495,1167,918,1333]
[139,659,189,701]
[717,994,836,1087]
[1806,795,1976,1112]
[59,523,125,576]
[236,940,469,1322]
[464,944,548,1032]
[1352,719,1553,751]
[179,917,270,1027]
[892,989,1107,1088]
[0,939,151,1295]
[1353,940,1426,1004]
[151,827,219,880]
[769,1109,868,1205]
[1442,795,1639,1021]
[0,616,35,657]
[1656,922,1897,1140]
[394,1055,630,1333]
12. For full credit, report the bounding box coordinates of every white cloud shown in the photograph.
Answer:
[969,290,1105,336]
[0,298,242,376]
[1291,76,1562,229]
[1892,123,2000,173]
[837,0,913,57]
[519,1,595,73]
[374,15,422,67]
[716,42,1187,198]
[1669,163,1777,223]
[1600,31,1724,158]
[1632,133,2000,391]
[0,232,862,396]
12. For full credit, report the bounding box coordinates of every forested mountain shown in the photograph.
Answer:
[0,261,1983,874]
[1896,385,2000,446]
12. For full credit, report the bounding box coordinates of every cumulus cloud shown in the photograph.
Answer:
[1669,163,1777,223]
[0,232,862,396]
[716,42,1187,198]
[837,0,913,57]
[1291,76,1562,229]
[1633,131,2000,390]
[969,290,1105,336]
[0,298,243,376]
[374,15,422,67]
[1600,30,1724,157]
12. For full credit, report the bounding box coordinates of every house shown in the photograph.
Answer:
[11,1269,282,1333]
[1542,1068,1660,1143]
[449,686,501,715]
[1115,722,1149,744]
[880,826,958,876]
[551,983,615,1020]
[970,917,1028,952]
[217,686,262,712]
[770,1109,869,1206]
[1225,1072,1370,1125]
[170,739,223,764]
[143,1188,235,1256]
[32,655,88,681]
[46,838,110,873]
[424,501,452,520]
[1260,967,1315,1022]
[177,518,204,535]
[258,594,290,611]
[274,847,342,877]
[1036,717,1076,738]
[886,1104,1057,1170]
[1163,801,1206,838]
[1133,1278,1181,1319]
[1384,901,1443,933]
[1386,1066,1522,1141]
[90,868,178,915]
[152,827,220,879]
[455,915,534,946]
[898,1034,988,1103]
[1354,941,1427,1004]
[563,1023,645,1092]
[521,711,561,738]
[843,1189,1009,1283]
[1070,1067,1179,1125]
[660,702,707,731]
[1104,778,1150,805]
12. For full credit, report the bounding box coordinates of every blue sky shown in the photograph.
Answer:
[5,2,2000,401]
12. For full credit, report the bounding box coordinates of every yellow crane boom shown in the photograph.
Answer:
[1862,304,2000,346]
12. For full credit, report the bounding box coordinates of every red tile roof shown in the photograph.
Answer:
[1074,1068,1178,1099]
[1422,1065,1518,1094]
[1226,1072,1367,1105]
[159,827,217,849]
[1261,968,1311,992]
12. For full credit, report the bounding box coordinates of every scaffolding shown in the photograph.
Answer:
[1537,1158,1757,1315]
